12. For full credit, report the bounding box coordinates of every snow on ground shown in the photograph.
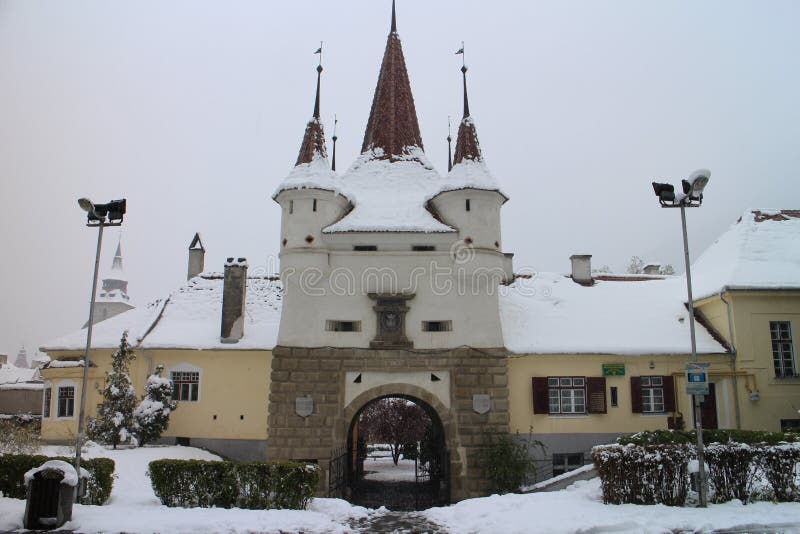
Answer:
[424,478,800,534]
[2,443,800,533]
[363,456,416,482]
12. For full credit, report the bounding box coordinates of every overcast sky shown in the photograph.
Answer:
[1,0,798,361]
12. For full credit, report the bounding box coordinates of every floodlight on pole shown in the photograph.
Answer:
[650,169,710,508]
[74,197,126,502]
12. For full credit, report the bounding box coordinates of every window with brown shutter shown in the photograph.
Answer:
[532,377,549,414]
[631,376,643,413]
[586,377,607,414]
[663,375,676,412]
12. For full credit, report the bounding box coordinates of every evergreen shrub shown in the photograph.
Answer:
[0,454,115,505]
[148,459,319,509]
[476,433,539,494]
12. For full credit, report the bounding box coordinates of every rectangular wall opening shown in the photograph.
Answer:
[326,320,362,332]
[422,320,453,332]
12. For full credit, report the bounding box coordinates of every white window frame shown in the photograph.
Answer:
[42,383,52,419]
[169,363,202,403]
[771,321,796,378]
[548,377,586,414]
[55,380,77,420]
[641,376,665,413]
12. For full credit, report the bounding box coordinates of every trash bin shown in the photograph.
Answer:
[23,460,87,530]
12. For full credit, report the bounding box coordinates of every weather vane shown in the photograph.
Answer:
[455,41,465,68]
[314,41,323,67]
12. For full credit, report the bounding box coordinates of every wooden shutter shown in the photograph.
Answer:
[532,377,549,414]
[587,377,607,414]
[630,376,642,413]
[662,375,676,412]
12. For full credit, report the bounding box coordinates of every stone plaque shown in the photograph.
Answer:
[295,395,313,417]
[472,394,490,414]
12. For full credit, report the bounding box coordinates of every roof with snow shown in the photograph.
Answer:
[42,274,282,352]
[499,272,726,355]
[690,209,800,300]
[0,364,41,390]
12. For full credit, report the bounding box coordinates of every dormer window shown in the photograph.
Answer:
[466,199,471,212]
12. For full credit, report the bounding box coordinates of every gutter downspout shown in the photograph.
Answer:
[720,290,741,429]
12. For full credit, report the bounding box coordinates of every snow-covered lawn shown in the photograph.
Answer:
[1,443,799,533]
[363,456,416,482]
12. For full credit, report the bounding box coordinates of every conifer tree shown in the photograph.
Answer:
[87,332,138,448]
[133,365,177,446]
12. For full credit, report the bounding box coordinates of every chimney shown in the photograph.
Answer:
[221,257,247,343]
[188,233,205,280]
[570,254,593,286]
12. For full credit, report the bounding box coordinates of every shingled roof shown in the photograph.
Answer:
[360,2,424,160]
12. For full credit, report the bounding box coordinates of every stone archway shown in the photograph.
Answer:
[342,388,451,510]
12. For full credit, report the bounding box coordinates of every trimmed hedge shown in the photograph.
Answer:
[0,454,115,505]
[593,439,800,506]
[148,459,319,510]
[617,429,799,446]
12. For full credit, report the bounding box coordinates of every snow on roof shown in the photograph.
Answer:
[272,151,336,199]
[690,209,800,300]
[440,157,506,199]
[499,272,726,355]
[41,275,282,353]
[0,364,41,387]
[323,147,455,233]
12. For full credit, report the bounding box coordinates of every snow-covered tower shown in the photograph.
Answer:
[84,238,135,326]
[14,347,28,368]
[268,2,513,503]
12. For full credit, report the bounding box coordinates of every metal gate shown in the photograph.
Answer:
[328,447,348,499]
[414,448,450,510]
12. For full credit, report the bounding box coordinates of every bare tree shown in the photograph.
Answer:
[358,397,432,465]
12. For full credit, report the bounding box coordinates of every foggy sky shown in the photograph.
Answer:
[1,0,798,360]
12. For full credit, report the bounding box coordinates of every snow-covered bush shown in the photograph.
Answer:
[0,416,40,454]
[760,443,800,502]
[0,454,115,505]
[133,365,177,446]
[87,332,138,448]
[147,459,319,510]
[705,443,759,503]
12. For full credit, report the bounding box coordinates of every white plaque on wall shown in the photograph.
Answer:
[472,394,490,414]
[295,395,313,417]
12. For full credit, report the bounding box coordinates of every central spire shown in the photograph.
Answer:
[360,0,424,159]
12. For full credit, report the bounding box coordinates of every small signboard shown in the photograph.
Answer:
[295,395,313,417]
[472,394,491,414]
[686,362,709,396]
[602,363,625,377]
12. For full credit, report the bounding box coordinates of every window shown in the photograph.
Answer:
[353,245,377,251]
[641,376,664,412]
[610,386,618,408]
[532,377,606,414]
[552,453,584,477]
[172,371,199,401]
[466,199,471,211]
[43,387,52,418]
[631,376,675,414]
[312,199,317,212]
[326,320,362,332]
[289,200,294,214]
[422,320,452,332]
[412,245,436,252]
[771,321,796,377]
[781,419,800,432]
[57,386,74,418]
[548,377,585,414]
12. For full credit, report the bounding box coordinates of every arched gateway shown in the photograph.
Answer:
[267,2,511,505]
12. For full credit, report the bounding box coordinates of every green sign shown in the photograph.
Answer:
[602,363,626,377]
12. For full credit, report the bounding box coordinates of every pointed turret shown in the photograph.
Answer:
[360,0,424,159]
[452,65,483,164]
[111,241,124,272]
[295,61,329,166]
[100,237,130,302]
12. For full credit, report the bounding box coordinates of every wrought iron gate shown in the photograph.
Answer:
[414,448,450,510]
[328,447,347,499]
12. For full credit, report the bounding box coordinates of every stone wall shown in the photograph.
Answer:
[267,346,509,502]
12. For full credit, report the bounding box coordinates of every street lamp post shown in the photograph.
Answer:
[651,170,710,508]
[75,198,126,500]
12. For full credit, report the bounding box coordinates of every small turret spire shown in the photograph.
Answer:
[391,0,397,34]
[447,116,453,172]
[452,47,483,165]
[111,237,123,272]
[331,114,338,171]
[295,47,329,166]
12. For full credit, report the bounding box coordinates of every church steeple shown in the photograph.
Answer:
[101,237,129,301]
[360,0,424,159]
[452,61,483,165]
[295,51,329,166]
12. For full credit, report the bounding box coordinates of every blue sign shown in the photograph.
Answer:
[686,363,710,395]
